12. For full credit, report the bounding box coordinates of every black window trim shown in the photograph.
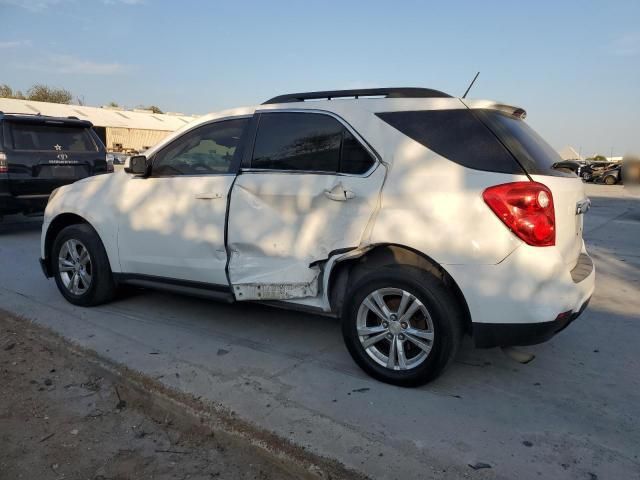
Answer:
[242,109,381,178]
[148,115,253,178]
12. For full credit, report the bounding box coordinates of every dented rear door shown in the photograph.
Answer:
[227,111,385,301]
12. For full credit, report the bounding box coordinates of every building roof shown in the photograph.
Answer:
[0,97,198,132]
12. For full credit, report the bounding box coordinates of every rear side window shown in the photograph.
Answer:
[476,110,566,176]
[376,109,524,174]
[251,112,374,174]
[9,123,97,152]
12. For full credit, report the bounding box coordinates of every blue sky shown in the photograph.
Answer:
[1,0,638,156]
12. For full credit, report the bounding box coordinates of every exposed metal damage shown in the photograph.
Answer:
[233,279,318,301]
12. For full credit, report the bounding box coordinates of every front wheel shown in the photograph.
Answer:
[604,175,617,185]
[342,267,463,387]
[52,224,116,306]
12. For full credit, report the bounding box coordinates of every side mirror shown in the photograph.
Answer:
[124,155,149,175]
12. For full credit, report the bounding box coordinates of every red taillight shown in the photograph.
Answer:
[0,153,7,174]
[483,181,555,247]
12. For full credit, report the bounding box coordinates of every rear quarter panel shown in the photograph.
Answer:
[367,123,526,265]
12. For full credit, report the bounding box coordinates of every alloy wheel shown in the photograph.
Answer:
[356,288,435,371]
[58,239,92,295]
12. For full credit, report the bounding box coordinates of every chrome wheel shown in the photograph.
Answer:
[356,288,435,371]
[58,239,92,295]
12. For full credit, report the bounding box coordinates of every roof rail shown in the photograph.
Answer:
[262,87,452,104]
[0,111,42,117]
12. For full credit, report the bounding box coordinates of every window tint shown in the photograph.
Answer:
[252,112,375,174]
[252,113,342,172]
[10,123,96,152]
[477,110,566,176]
[376,109,524,174]
[341,130,374,174]
[152,118,248,176]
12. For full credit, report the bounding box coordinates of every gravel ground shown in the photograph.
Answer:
[0,311,321,480]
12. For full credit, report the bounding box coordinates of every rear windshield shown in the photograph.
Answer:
[9,123,97,152]
[376,109,525,174]
[476,110,566,176]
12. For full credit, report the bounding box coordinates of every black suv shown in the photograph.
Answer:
[0,112,109,219]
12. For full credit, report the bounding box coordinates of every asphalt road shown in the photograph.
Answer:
[1,184,639,479]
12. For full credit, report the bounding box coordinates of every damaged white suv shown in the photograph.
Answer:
[40,88,595,386]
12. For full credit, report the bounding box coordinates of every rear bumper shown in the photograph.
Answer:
[473,296,591,348]
[446,242,596,348]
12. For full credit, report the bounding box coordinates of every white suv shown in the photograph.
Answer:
[39,88,595,386]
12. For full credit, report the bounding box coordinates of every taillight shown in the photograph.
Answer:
[0,152,7,174]
[483,181,555,247]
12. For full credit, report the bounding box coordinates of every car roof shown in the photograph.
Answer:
[145,90,526,159]
[0,111,93,128]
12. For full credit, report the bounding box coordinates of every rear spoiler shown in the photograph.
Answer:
[0,111,93,128]
[459,99,527,119]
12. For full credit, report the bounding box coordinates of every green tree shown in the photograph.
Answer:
[106,101,119,108]
[0,84,26,99]
[26,84,73,104]
[146,105,163,114]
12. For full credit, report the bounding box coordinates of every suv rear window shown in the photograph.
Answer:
[376,109,524,174]
[9,123,97,152]
[475,110,566,176]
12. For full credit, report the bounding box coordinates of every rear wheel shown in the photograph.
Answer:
[604,175,616,185]
[52,224,115,306]
[342,266,463,387]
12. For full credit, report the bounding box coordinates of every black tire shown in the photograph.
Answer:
[342,265,463,387]
[51,223,116,306]
[604,175,616,185]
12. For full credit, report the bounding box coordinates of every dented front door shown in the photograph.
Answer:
[227,167,385,300]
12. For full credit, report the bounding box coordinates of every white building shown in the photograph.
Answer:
[0,97,198,152]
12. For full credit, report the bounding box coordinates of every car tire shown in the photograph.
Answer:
[52,223,116,306]
[342,265,463,387]
[604,176,616,185]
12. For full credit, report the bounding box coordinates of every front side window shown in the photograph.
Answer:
[10,123,97,152]
[251,112,375,174]
[152,118,248,176]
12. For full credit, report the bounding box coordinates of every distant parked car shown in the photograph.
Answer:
[0,112,109,220]
[580,162,617,182]
[106,152,128,165]
[595,165,622,185]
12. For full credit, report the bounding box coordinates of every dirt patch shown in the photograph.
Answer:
[0,311,358,479]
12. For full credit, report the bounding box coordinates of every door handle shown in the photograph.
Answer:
[324,183,355,202]
[195,193,223,200]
